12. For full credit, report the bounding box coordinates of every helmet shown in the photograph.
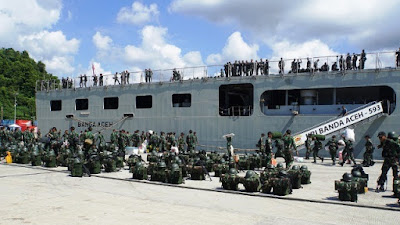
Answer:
[158,161,166,168]
[291,165,300,170]
[171,163,180,170]
[229,168,238,175]
[278,170,287,177]
[176,159,182,165]
[245,170,255,178]
[74,158,81,164]
[377,131,386,137]
[220,158,226,164]
[277,163,284,168]
[388,131,398,140]
[267,164,275,169]
[300,165,308,171]
[135,162,143,168]
[352,170,362,178]
[342,173,352,182]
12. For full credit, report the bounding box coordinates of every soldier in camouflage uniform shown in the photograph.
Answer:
[159,132,167,152]
[325,135,338,165]
[340,134,356,166]
[177,132,185,153]
[282,130,297,168]
[262,132,273,166]
[376,131,399,192]
[186,130,195,153]
[305,134,312,159]
[257,133,265,154]
[362,135,375,167]
[312,136,324,163]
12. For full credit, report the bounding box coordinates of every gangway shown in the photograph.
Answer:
[293,101,386,147]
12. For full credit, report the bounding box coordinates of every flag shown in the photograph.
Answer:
[92,63,95,75]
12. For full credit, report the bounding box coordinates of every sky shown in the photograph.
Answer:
[1,0,400,78]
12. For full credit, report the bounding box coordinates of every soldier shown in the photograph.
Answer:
[282,130,297,168]
[99,73,104,86]
[352,53,358,70]
[110,129,118,146]
[121,70,126,85]
[264,59,270,75]
[83,74,87,87]
[306,58,312,72]
[177,132,185,153]
[186,130,195,153]
[340,134,356,166]
[126,70,130,84]
[148,68,153,82]
[93,74,98,86]
[312,136,324,163]
[376,131,399,192]
[159,132,166,152]
[79,74,83,88]
[132,130,140,147]
[257,58,264,75]
[313,59,319,72]
[331,62,339,71]
[360,49,367,70]
[305,134,312,160]
[193,132,198,149]
[278,58,285,74]
[257,133,266,154]
[339,55,345,71]
[226,135,233,158]
[396,48,400,68]
[291,59,296,73]
[114,72,120,85]
[325,135,338,165]
[362,135,375,167]
[346,53,352,70]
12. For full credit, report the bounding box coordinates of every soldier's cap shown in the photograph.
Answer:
[364,135,370,138]
[377,131,386,137]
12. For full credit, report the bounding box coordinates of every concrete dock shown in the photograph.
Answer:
[0,157,399,225]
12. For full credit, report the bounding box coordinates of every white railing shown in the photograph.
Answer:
[36,50,400,92]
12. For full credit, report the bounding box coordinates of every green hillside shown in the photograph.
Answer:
[0,48,57,120]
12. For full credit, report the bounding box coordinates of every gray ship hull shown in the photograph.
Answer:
[36,69,400,159]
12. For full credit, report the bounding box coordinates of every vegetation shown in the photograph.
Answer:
[0,48,57,120]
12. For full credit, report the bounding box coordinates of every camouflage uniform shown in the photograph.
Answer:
[325,137,338,165]
[282,133,297,168]
[363,138,375,167]
[340,138,356,166]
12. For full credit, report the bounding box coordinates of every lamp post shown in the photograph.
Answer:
[14,92,18,124]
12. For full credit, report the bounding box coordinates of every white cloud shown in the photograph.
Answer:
[93,26,205,80]
[0,0,80,76]
[170,0,400,50]
[18,30,80,75]
[19,31,80,58]
[43,56,75,74]
[0,0,62,45]
[206,32,259,65]
[117,1,159,25]
[92,32,112,50]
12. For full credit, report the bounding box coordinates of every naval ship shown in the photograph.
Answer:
[35,51,398,159]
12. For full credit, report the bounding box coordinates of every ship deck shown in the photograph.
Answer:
[1,157,399,225]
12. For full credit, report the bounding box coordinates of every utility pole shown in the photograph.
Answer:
[1,106,3,122]
[14,92,18,124]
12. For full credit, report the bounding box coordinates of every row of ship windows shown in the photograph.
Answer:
[50,94,192,111]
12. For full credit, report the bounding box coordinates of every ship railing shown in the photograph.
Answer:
[35,50,400,92]
[223,106,253,117]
